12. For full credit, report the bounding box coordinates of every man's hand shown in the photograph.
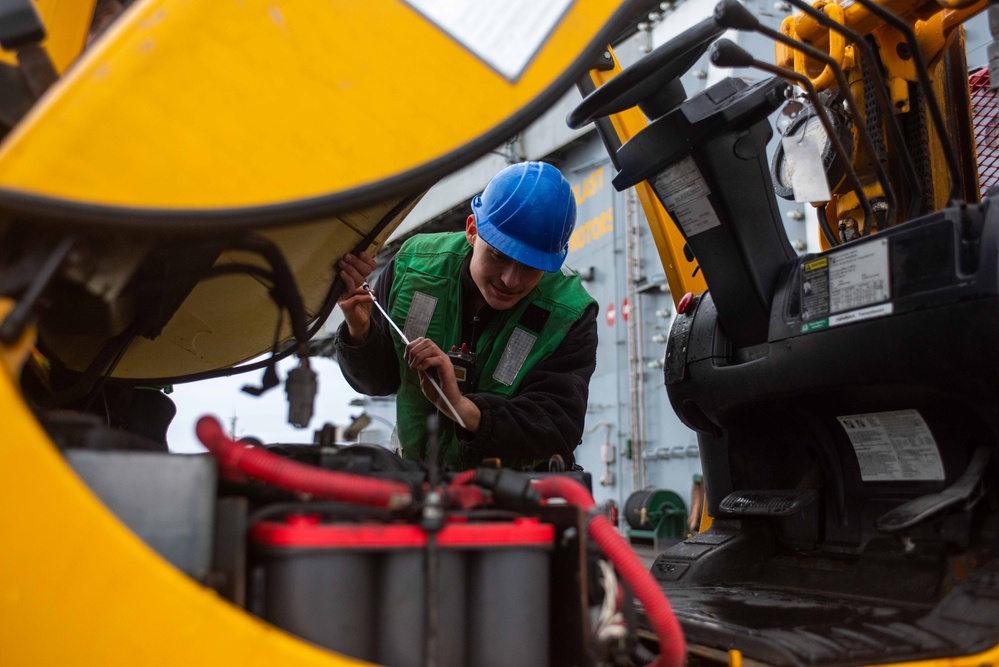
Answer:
[404,337,481,433]
[336,252,377,341]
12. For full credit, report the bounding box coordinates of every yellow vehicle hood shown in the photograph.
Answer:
[0,0,641,380]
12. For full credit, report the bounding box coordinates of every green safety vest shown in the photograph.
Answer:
[387,232,596,471]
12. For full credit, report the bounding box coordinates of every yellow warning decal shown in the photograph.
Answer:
[804,257,829,272]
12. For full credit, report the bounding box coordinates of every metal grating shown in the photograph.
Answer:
[970,68,999,194]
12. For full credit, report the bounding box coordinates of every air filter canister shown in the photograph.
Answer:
[252,514,554,667]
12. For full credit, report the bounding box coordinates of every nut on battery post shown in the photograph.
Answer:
[447,343,476,394]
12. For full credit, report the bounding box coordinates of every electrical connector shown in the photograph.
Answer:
[286,360,318,428]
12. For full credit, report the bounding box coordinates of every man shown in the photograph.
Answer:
[335,161,598,471]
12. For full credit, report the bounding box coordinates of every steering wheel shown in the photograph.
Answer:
[567,13,725,129]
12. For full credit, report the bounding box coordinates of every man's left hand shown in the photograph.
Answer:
[404,337,481,433]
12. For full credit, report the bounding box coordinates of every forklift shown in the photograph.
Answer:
[570,0,999,664]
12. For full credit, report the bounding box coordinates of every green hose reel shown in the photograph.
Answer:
[624,489,688,550]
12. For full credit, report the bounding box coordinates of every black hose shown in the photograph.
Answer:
[230,234,310,348]
[852,0,964,205]
[39,322,140,408]
[754,20,896,230]
[0,234,77,344]
[815,205,839,248]
[711,39,859,245]
[783,0,923,221]
[119,190,423,385]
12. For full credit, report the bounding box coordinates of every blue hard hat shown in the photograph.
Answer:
[470,161,577,272]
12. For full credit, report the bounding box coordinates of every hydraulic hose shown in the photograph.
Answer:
[450,469,478,486]
[443,469,486,509]
[532,476,686,667]
[196,415,412,509]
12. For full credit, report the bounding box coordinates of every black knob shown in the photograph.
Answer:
[710,39,756,69]
[714,0,761,31]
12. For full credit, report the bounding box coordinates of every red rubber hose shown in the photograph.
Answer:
[450,469,478,486]
[196,415,412,509]
[533,475,595,510]
[533,476,686,667]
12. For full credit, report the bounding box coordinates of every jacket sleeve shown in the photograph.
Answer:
[333,259,401,396]
[460,301,598,465]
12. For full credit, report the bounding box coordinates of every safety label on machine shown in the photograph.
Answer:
[652,156,721,236]
[799,238,891,331]
[829,239,890,313]
[837,410,945,481]
[402,0,573,81]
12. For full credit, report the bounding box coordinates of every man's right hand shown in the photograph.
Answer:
[336,251,378,341]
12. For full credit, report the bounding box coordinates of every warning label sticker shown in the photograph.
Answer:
[671,196,722,236]
[800,238,891,327]
[800,256,830,321]
[837,410,945,481]
[829,239,890,313]
[402,0,573,81]
[652,156,720,236]
[653,156,711,208]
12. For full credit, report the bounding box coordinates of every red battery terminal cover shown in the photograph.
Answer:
[252,516,554,549]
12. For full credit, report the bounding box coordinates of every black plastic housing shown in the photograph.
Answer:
[656,200,999,665]
[613,76,795,347]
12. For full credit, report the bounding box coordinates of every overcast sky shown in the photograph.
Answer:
[166,355,363,453]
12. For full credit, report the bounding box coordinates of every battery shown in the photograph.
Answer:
[252,514,554,667]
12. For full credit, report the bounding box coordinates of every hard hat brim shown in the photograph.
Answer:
[476,222,567,272]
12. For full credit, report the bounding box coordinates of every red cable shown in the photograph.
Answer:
[450,469,478,486]
[443,470,486,509]
[590,516,686,667]
[196,415,412,509]
[533,476,595,510]
[532,477,686,667]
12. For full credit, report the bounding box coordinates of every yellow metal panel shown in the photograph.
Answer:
[37,195,420,377]
[776,15,796,70]
[0,0,638,379]
[790,0,959,52]
[0,0,635,210]
[587,49,706,306]
[0,0,95,72]
[0,370,374,666]
[34,0,97,71]
[914,2,984,65]
[874,24,918,83]
[0,299,34,377]
[866,644,999,667]
[791,3,846,91]
[698,500,714,533]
